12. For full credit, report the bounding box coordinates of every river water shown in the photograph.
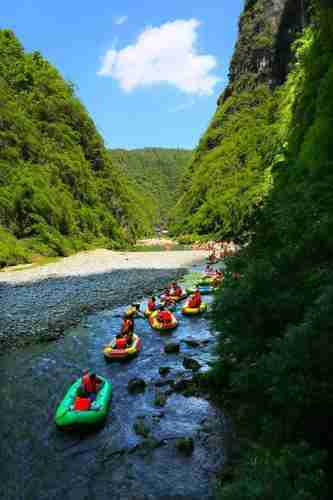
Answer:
[0,264,227,500]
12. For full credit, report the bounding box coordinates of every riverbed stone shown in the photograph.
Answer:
[176,437,194,456]
[128,377,146,394]
[183,357,201,371]
[133,417,150,438]
[159,366,171,376]
[164,342,180,354]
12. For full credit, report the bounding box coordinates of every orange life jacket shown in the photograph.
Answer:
[189,294,201,308]
[74,396,91,411]
[82,374,98,393]
[158,310,172,322]
[116,337,127,349]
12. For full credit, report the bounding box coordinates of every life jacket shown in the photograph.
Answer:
[148,302,156,311]
[158,310,172,322]
[174,287,183,297]
[116,337,127,349]
[82,374,98,393]
[74,396,91,411]
[189,294,201,308]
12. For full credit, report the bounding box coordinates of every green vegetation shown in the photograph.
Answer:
[202,2,333,498]
[0,30,154,267]
[111,148,192,225]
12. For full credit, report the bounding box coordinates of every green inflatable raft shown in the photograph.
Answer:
[55,375,112,429]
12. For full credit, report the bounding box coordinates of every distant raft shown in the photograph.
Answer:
[186,285,214,295]
[149,310,178,332]
[55,376,112,429]
[182,303,207,316]
[103,334,141,360]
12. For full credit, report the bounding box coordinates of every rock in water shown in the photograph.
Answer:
[128,378,146,394]
[183,357,201,371]
[164,342,180,354]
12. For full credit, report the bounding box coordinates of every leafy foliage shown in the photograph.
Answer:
[208,3,333,499]
[0,30,154,266]
[111,148,192,225]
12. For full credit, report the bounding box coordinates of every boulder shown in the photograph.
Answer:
[159,366,171,376]
[183,357,201,371]
[176,437,194,456]
[128,377,146,394]
[164,342,180,354]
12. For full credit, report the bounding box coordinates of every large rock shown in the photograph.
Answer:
[159,366,171,376]
[164,342,180,354]
[128,377,146,394]
[183,357,201,372]
[176,437,194,456]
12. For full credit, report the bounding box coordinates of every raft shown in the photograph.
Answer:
[186,285,214,295]
[103,334,141,360]
[55,376,112,429]
[182,303,207,316]
[149,310,178,332]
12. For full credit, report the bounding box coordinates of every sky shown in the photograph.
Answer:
[1,0,244,150]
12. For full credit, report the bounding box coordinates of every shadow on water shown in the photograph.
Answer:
[0,264,227,500]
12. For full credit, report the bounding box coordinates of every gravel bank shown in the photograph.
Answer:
[0,249,206,351]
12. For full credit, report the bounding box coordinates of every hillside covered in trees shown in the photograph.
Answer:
[186,0,332,498]
[110,148,192,226]
[0,30,156,267]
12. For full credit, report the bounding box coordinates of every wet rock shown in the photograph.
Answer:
[164,342,180,354]
[159,366,171,376]
[176,437,194,456]
[154,389,168,407]
[201,338,212,345]
[184,337,200,348]
[183,357,201,372]
[128,377,146,394]
[133,417,150,438]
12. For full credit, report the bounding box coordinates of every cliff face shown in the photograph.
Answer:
[171,0,307,239]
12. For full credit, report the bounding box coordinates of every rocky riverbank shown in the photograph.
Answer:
[0,249,206,352]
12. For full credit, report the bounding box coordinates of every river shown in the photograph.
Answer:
[0,263,227,500]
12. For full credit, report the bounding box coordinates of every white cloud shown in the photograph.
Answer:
[114,15,128,25]
[98,19,220,96]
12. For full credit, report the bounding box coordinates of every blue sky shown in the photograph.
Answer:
[1,0,244,150]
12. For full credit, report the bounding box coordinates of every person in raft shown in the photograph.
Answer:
[127,303,145,318]
[115,333,127,350]
[121,311,135,346]
[171,282,183,297]
[147,296,158,313]
[157,305,173,326]
[81,371,103,401]
[74,386,92,411]
[188,289,202,309]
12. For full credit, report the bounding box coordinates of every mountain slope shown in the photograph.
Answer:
[0,30,153,266]
[111,148,192,225]
[196,1,333,498]
[170,0,305,239]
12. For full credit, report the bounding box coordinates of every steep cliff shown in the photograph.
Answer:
[171,0,307,240]
[206,1,333,498]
